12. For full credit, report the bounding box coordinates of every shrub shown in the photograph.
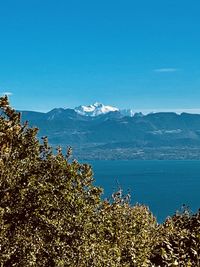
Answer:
[151,208,200,266]
[0,96,102,266]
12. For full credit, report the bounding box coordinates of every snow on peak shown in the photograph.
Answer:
[75,103,119,117]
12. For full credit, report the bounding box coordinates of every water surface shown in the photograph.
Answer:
[88,160,200,222]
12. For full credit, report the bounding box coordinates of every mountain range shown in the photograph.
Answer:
[20,103,200,160]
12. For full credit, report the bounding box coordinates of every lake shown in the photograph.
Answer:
[87,160,200,222]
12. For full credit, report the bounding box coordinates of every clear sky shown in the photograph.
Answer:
[0,0,200,112]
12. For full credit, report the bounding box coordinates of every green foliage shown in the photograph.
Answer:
[0,96,102,266]
[151,208,200,266]
[0,96,200,266]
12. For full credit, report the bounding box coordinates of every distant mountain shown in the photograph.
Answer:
[20,104,200,160]
[74,102,134,117]
[74,102,119,116]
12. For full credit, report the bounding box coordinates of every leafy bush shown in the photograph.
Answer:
[151,208,200,266]
[0,96,199,266]
[0,96,103,266]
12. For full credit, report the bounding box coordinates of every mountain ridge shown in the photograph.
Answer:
[20,102,134,118]
[19,105,200,160]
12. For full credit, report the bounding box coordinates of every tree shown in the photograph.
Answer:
[151,208,200,266]
[0,96,158,266]
[0,96,102,266]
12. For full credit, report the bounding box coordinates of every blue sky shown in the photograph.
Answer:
[0,0,200,112]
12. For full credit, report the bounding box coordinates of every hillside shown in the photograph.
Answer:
[20,105,200,159]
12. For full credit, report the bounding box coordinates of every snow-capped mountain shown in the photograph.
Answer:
[20,108,200,160]
[74,102,119,117]
[74,102,135,117]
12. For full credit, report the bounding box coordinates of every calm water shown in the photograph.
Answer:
[87,160,200,222]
